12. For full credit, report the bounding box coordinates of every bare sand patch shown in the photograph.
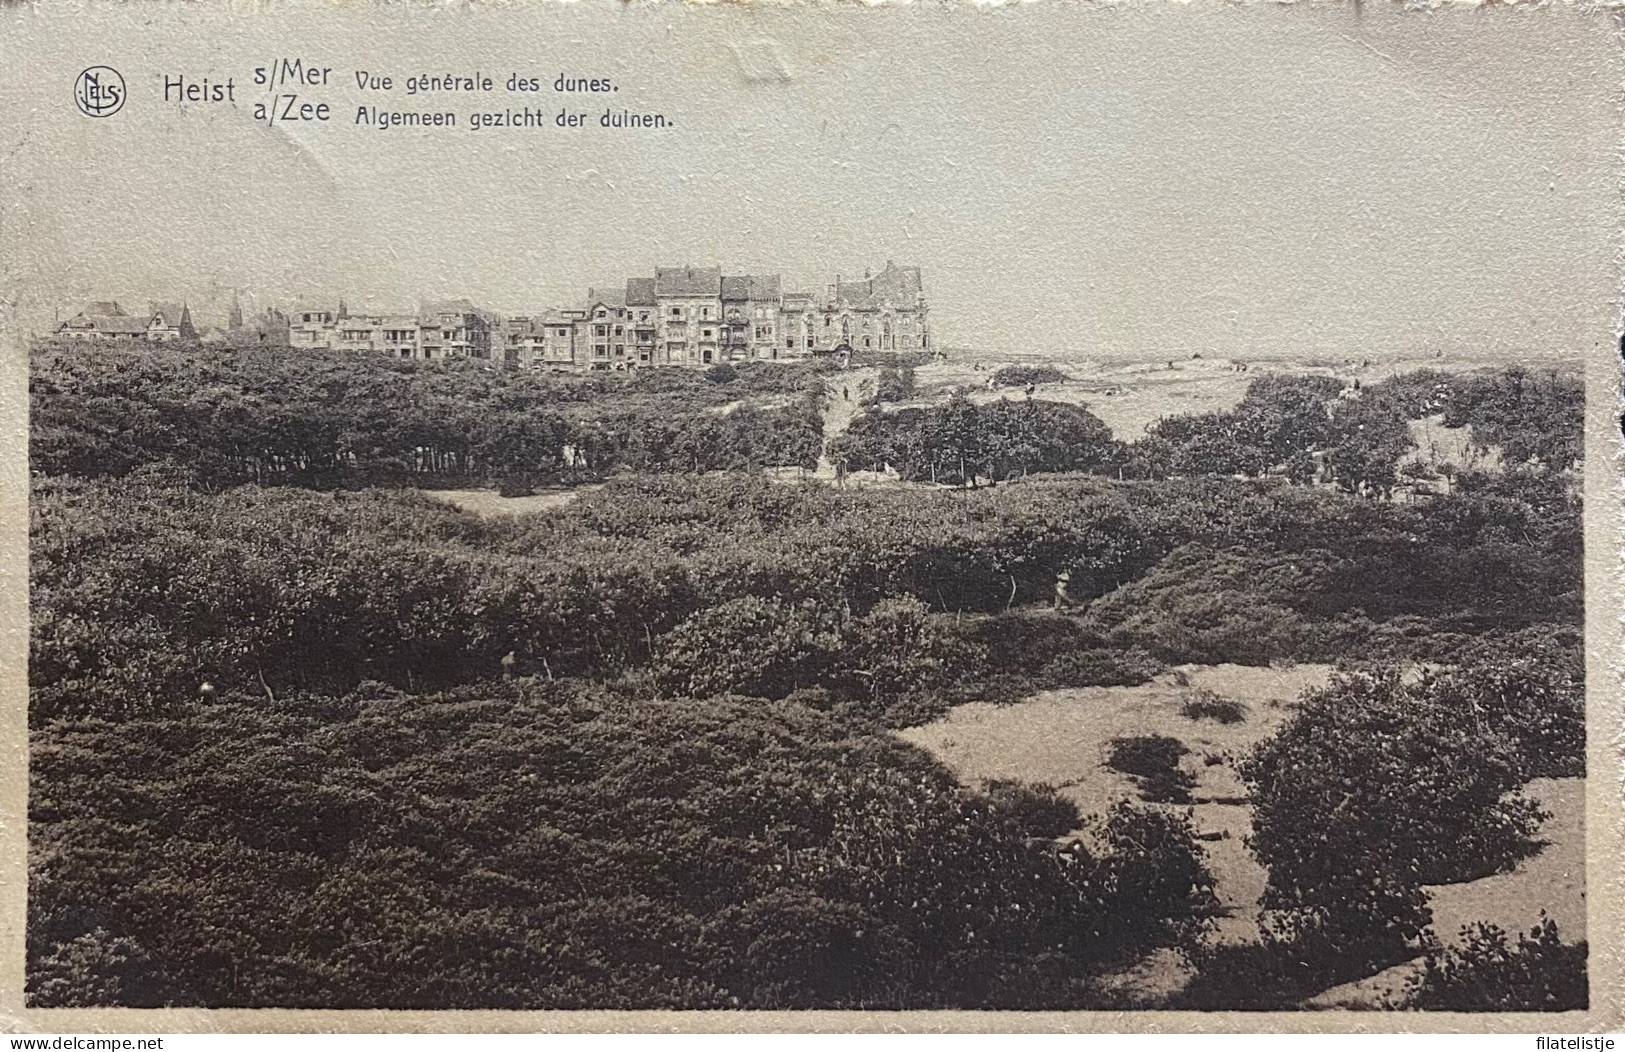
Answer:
[422,486,600,517]
[898,662,1332,943]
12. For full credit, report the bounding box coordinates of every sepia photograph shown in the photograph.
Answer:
[1,0,1620,1030]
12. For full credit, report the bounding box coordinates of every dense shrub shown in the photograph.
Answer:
[1128,367,1581,494]
[1400,917,1586,1011]
[653,597,838,700]
[1040,647,1163,689]
[982,779,1082,839]
[1244,669,1551,974]
[31,468,1582,726]
[1443,367,1583,472]
[28,684,1218,1008]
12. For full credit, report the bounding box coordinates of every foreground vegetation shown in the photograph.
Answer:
[27,343,1586,1009]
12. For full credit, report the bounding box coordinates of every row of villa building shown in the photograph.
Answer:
[56,263,933,371]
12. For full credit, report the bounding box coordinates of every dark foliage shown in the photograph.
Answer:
[1443,367,1584,472]
[992,364,1068,387]
[27,342,1586,1010]
[1180,690,1246,725]
[1129,367,1580,497]
[30,340,825,488]
[28,684,1217,1008]
[1400,917,1586,1011]
[1106,735,1195,804]
[1242,665,1562,978]
[874,366,916,403]
[831,396,1123,486]
[30,465,1582,726]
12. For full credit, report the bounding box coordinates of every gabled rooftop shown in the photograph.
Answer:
[721,274,782,302]
[655,266,722,298]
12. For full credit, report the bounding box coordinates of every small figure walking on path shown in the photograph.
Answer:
[1053,570,1075,611]
[842,386,849,401]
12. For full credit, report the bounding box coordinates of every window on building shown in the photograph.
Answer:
[670,307,682,317]
[596,325,607,337]
[596,310,606,319]
[613,326,623,337]
[702,329,713,339]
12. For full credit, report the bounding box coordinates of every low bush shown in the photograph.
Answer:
[1041,647,1162,689]
[982,779,1082,839]
[1400,917,1586,1011]
[1106,735,1195,804]
[1180,690,1246,724]
[497,475,536,498]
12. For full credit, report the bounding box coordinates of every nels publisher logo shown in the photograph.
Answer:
[74,66,125,117]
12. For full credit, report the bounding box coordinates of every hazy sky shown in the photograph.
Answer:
[2,1,1619,360]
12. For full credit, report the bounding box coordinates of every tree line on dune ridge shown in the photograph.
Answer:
[25,338,1587,1010]
[833,370,1581,493]
[33,339,1583,497]
[30,341,827,488]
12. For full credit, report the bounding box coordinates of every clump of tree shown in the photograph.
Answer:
[29,339,825,488]
[1127,367,1581,498]
[1444,366,1583,472]
[832,396,1123,486]
[874,365,916,403]
[651,595,975,723]
[1131,375,1345,482]
[992,364,1068,387]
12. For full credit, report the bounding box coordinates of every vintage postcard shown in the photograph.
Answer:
[0,0,1620,1034]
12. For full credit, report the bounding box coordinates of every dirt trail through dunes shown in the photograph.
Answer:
[899,667,1587,1007]
[814,368,879,479]
[898,663,1330,944]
